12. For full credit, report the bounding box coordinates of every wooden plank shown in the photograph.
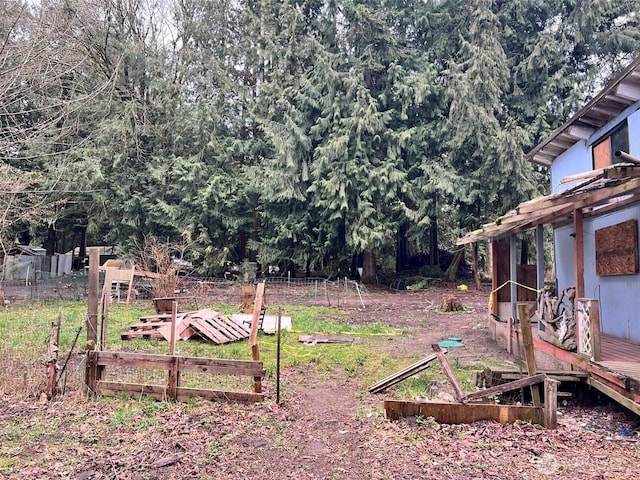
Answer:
[86,351,99,394]
[544,378,560,429]
[201,316,245,342]
[157,313,192,342]
[175,387,265,403]
[167,356,178,400]
[95,381,265,403]
[384,400,545,425]
[214,314,251,338]
[368,353,440,394]
[462,373,547,403]
[250,282,265,348]
[94,351,174,370]
[189,317,230,344]
[574,208,585,297]
[432,344,465,402]
[168,301,177,355]
[518,303,541,406]
[178,358,265,377]
[250,282,265,394]
[491,370,588,382]
[588,378,640,417]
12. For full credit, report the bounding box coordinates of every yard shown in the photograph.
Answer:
[0,282,638,479]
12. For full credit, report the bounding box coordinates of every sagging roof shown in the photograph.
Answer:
[457,164,640,245]
[528,56,640,167]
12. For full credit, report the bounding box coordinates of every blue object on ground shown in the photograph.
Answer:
[438,338,464,348]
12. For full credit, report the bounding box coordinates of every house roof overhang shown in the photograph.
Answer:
[528,56,640,167]
[457,164,640,245]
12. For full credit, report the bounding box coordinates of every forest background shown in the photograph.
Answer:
[2,0,640,283]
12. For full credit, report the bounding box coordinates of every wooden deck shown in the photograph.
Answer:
[599,334,640,383]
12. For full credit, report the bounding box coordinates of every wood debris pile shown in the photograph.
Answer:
[121,309,250,344]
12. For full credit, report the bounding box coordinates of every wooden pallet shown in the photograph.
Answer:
[121,309,250,345]
[186,309,251,345]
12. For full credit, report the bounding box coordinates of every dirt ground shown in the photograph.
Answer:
[2,283,640,479]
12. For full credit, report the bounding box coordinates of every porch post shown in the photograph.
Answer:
[536,224,545,332]
[536,224,544,292]
[573,208,585,298]
[510,233,517,322]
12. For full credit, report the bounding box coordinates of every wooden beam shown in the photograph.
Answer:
[168,356,179,401]
[510,234,517,320]
[567,124,596,139]
[615,82,640,101]
[384,400,544,425]
[588,378,640,417]
[168,301,177,356]
[432,344,465,401]
[490,241,499,318]
[250,282,265,394]
[520,176,640,215]
[561,168,607,184]
[95,381,265,403]
[87,248,99,349]
[462,373,547,403]
[517,303,541,406]
[574,208,585,298]
[368,353,440,394]
[536,224,545,293]
[93,351,265,377]
[544,378,560,429]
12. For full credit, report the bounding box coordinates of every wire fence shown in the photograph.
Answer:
[1,273,372,309]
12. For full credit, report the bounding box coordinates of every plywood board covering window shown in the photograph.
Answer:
[593,137,611,169]
[595,219,639,276]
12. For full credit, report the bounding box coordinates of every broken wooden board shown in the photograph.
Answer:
[462,373,547,403]
[298,334,360,344]
[432,344,465,402]
[368,353,441,394]
[384,400,544,425]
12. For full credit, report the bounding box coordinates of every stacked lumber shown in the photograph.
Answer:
[121,309,250,345]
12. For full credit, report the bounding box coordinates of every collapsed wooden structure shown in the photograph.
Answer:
[374,326,561,428]
[120,309,251,344]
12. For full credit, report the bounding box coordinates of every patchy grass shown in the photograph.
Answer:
[0,300,412,399]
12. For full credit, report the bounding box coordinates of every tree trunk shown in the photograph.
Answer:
[361,250,377,284]
[46,225,56,256]
[429,217,439,267]
[396,223,408,273]
[445,249,464,282]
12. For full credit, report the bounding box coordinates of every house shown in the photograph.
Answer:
[458,56,640,415]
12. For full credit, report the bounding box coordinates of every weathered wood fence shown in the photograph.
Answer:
[86,351,265,403]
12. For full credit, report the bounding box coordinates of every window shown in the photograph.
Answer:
[611,121,630,162]
[592,119,630,169]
